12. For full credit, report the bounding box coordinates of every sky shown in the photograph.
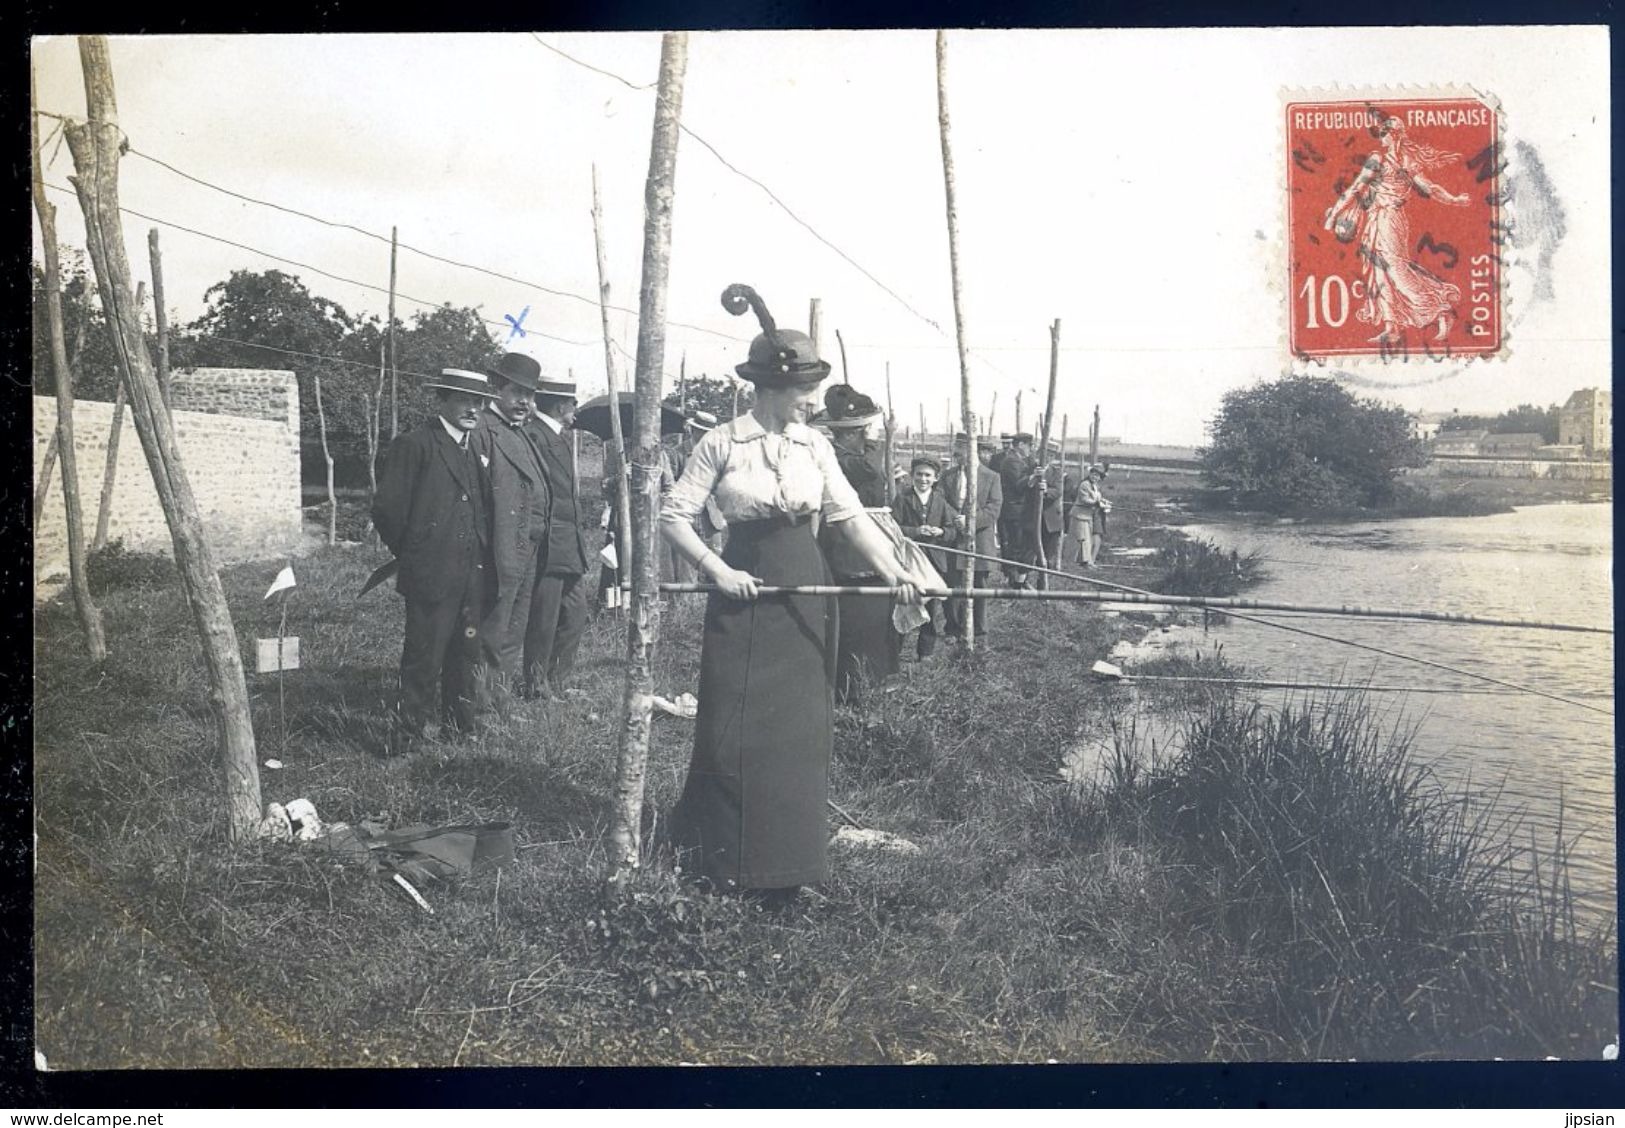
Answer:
[31,27,1611,446]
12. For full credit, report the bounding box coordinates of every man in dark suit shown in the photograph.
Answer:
[890,455,959,658]
[469,352,552,707]
[522,374,591,698]
[372,369,497,753]
[1035,439,1066,590]
[941,432,1003,639]
[998,431,1040,588]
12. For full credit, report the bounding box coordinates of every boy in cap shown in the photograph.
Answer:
[371,369,497,754]
[470,352,553,706]
[522,373,592,698]
[890,455,958,658]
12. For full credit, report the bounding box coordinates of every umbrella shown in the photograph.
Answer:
[358,558,398,598]
[572,392,687,441]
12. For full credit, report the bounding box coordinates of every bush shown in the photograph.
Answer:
[1152,537,1264,596]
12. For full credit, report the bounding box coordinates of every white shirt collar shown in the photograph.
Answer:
[438,416,469,446]
[728,412,813,446]
[913,486,933,505]
[534,411,565,435]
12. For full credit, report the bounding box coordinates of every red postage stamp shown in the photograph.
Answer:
[1285,94,1504,362]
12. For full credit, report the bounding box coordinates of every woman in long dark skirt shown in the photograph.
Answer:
[660,285,920,895]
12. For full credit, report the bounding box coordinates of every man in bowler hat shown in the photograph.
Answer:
[522,372,592,697]
[372,369,497,753]
[470,352,553,706]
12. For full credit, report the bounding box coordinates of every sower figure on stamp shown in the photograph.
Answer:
[890,455,958,659]
[814,384,903,702]
[1323,115,1472,346]
[998,431,1040,588]
[469,352,552,711]
[941,432,1002,640]
[371,369,497,756]
[521,373,592,699]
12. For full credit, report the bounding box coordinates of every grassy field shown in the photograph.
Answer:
[33,470,1615,1067]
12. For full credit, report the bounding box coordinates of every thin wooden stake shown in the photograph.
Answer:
[1034,318,1060,573]
[65,36,261,836]
[883,360,896,506]
[148,229,171,412]
[608,31,687,881]
[1090,403,1100,465]
[590,163,635,601]
[987,390,997,436]
[388,225,399,439]
[808,298,822,360]
[33,67,107,661]
[936,30,979,650]
[314,371,336,546]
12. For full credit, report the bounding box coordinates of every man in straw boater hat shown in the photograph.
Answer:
[371,368,498,756]
[889,454,959,658]
[521,369,592,699]
[939,431,1003,640]
[469,352,553,709]
[811,382,903,701]
[998,431,1041,588]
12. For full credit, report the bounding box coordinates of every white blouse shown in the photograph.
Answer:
[662,413,865,527]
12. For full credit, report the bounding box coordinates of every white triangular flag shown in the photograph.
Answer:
[599,542,618,569]
[264,565,297,601]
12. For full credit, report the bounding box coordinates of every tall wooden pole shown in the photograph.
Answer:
[936,31,979,649]
[65,36,262,838]
[987,391,997,436]
[147,230,171,412]
[93,281,140,552]
[608,31,686,880]
[1034,319,1060,572]
[1058,413,1070,566]
[590,163,635,604]
[1015,389,1023,434]
[808,298,822,360]
[732,378,741,419]
[678,351,687,415]
[387,225,399,439]
[314,372,336,546]
[33,75,107,661]
[1090,403,1101,465]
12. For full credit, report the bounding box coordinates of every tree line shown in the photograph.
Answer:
[32,255,753,489]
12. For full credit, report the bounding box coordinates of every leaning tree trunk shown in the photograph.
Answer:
[935,31,979,649]
[32,68,106,661]
[608,31,687,881]
[93,281,140,553]
[64,35,262,840]
[314,372,336,546]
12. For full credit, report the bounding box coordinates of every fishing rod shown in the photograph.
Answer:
[920,543,1618,716]
[919,543,1610,635]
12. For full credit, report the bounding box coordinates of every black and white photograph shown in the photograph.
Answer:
[26,27,1616,1073]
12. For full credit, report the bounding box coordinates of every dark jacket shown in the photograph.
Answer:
[470,405,552,590]
[940,460,1003,559]
[890,486,959,576]
[1039,463,1067,535]
[999,451,1038,520]
[524,417,590,576]
[834,440,888,508]
[372,420,490,603]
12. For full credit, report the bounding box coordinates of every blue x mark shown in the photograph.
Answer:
[504,306,531,341]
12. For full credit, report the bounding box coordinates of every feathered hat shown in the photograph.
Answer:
[723,284,831,388]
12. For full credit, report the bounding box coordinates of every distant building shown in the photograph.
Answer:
[1479,432,1545,457]
[1537,444,1583,461]
[1430,429,1486,456]
[1410,411,1454,442]
[1558,388,1611,456]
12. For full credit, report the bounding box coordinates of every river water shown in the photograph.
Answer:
[1135,503,1616,921]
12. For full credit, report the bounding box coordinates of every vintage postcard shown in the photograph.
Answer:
[26,27,1613,1083]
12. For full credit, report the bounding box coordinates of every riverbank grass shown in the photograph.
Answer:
[33,516,1615,1065]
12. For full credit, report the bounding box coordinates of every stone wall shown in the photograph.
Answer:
[1415,457,1613,481]
[34,369,302,589]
